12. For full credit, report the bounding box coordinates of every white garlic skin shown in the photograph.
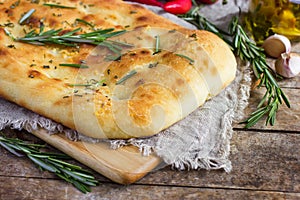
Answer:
[275,52,300,78]
[263,34,291,58]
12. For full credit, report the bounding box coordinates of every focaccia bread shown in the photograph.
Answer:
[0,0,236,139]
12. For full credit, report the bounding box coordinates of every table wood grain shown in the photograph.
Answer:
[1,75,300,199]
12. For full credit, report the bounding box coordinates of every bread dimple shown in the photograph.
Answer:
[0,0,236,139]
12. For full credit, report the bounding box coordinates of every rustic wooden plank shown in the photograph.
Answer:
[1,130,299,193]
[0,176,299,200]
[137,130,300,193]
[278,76,300,89]
[234,88,300,131]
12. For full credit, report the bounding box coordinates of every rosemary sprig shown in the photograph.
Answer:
[7,26,133,61]
[178,7,290,127]
[0,135,99,193]
[229,16,290,127]
[10,26,133,61]
[16,27,126,47]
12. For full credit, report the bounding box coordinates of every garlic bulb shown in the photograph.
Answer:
[263,34,291,58]
[275,52,300,78]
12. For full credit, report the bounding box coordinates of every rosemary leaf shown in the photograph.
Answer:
[257,91,269,108]
[82,28,114,36]
[41,28,63,36]
[244,107,270,128]
[48,157,84,170]
[0,140,24,157]
[280,88,291,107]
[43,3,76,9]
[16,145,34,154]
[28,154,59,173]
[75,18,94,29]
[175,53,195,64]
[72,171,97,180]
[60,168,91,183]
[270,112,276,125]
[249,106,268,117]
[56,173,71,182]
[59,63,89,68]
[252,62,261,79]
[153,35,161,54]
[116,70,137,85]
[264,69,279,87]
[19,9,35,24]
[101,30,126,38]
[61,27,82,37]
[72,180,91,194]
[62,38,93,43]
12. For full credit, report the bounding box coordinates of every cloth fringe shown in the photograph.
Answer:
[0,103,64,134]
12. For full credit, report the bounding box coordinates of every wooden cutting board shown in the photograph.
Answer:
[30,128,162,184]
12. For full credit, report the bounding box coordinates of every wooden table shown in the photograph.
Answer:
[1,75,300,199]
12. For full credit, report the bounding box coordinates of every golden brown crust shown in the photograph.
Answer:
[0,0,236,139]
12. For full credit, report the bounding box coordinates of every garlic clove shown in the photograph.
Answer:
[275,52,300,78]
[263,34,291,58]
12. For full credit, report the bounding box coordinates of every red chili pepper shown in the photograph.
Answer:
[163,0,192,15]
[126,0,164,7]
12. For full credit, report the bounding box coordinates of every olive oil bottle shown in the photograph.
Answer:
[245,0,300,44]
